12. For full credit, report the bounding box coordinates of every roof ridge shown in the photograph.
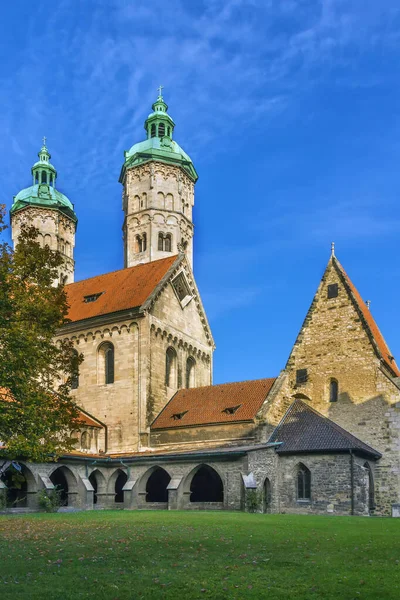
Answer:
[332,256,400,377]
[177,377,277,392]
[66,255,179,288]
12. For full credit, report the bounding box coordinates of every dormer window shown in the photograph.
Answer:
[83,292,103,303]
[171,410,188,420]
[222,404,241,415]
[172,272,192,307]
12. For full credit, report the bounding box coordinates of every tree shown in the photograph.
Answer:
[0,205,82,462]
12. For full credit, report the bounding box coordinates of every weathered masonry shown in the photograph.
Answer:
[3,92,400,517]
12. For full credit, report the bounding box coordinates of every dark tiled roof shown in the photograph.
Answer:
[151,378,277,430]
[333,257,400,377]
[269,399,381,459]
[65,255,178,323]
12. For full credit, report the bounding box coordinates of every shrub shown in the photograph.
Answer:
[38,486,63,512]
[246,488,262,513]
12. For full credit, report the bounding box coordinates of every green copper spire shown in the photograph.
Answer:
[10,140,77,222]
[120,88,198,183]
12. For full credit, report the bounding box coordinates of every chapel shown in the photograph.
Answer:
[2,92,400,517]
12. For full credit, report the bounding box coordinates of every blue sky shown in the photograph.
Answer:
[1,0,400,384]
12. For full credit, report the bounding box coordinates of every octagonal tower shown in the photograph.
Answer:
[10,140,77,285]
[119,91,198,269]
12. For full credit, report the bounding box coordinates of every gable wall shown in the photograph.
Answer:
[59,318,141,453]
[146,278,213,437]
[264,260,400,514]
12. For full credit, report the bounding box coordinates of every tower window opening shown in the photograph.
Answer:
[164,233,172,252]
[158,232,164,251]
[151,124,156,138]
[167,127,171,136]
[329,379,338,402]
[41,171,47,184]
[136,235,143,253]
[158,123,165,137]
[142,233,147,252]
[35,173,39,184]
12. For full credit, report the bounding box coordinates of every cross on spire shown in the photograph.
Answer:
[42,136,47,147]
[331,241,335,257]
[157,84,164,98]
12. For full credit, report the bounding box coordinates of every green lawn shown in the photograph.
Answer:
[0,511,399,599]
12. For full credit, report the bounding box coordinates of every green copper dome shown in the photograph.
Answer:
[119,90,198,183]
[10,140,77,223]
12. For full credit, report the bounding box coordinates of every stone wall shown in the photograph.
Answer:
[261,258,400,515]
[122,162,195,268]
[248,450,371,516]
[11,206,75,284]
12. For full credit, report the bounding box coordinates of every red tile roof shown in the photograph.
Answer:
[76,411,103,428]
[65,255,178,323]
[334,258,400,377]
[151,378,277,430]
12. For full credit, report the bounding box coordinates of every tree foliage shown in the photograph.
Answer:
[0,205,82,462]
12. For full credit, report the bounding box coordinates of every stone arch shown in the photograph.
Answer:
[49,466,78,507]
[184,464,224,503]
[157,191,165,209]
[88,470,106,505]
[97,341,115,385]
[165,346,178,388]
[165,193,174,210]
[108,468,128,504]
[133,194,140,212]
[138,466,171,504]
[263,477,272,513]
[2,463,37,508]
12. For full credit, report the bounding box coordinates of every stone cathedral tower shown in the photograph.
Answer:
[119,91,198,269]
[10,140,77,285]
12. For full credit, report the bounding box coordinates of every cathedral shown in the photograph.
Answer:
[3,92,400,517]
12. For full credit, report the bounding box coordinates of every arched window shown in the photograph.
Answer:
[364,462,375,512]
[44,234,52,248]
[41,170,47,184]
[151,123,156,138]
[158,123,165,137]
[98,342,115,385]
[142,233,147,252]
[136,235,143,253]
[167,127,171,136]
[164,234,172,252]
[186,357,196,388]
[165,347,178,388]
[81,431,90,450]
[330,379,338,402]
[297,464,311,500]
[158,232,164,251]
[71,349,79,390]
[35,173,39,184]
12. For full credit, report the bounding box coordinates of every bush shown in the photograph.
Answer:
[38,487,63,512]
[245,488,263,513]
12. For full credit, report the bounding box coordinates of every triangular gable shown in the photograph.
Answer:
[285,255,399,378]
[269,399,381,459]
[332,257,400,377]
[142,253,215,346]
[65,255,179,323]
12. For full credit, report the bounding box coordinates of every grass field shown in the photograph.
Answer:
[0,511,400,599]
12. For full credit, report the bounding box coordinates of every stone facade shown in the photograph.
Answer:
[11,206,75,284]
[3,98,399,519]
[122,162,195,269]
